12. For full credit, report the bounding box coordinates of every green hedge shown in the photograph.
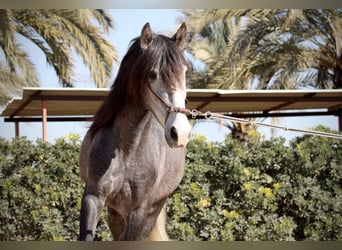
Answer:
[0,134,111,240]
[167,126,342,240]
[0,126,341,240]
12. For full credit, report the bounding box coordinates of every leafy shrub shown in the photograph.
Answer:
[167,126,342,240]
[0,126,341,240]
[0,134,111,240]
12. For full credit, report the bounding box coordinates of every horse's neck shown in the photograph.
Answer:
[113,107,162,150]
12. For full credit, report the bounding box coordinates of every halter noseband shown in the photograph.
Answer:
[147,84,191,116]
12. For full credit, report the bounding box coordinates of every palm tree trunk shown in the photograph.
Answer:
[228,122,252,144]
[334,55,342,89]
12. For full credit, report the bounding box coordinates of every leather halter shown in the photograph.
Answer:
[147,84,191,116]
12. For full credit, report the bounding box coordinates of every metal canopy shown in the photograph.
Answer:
[1,88,108,117]
[186,89,342,116]
[1,87,342,141]
[2,87,342,117]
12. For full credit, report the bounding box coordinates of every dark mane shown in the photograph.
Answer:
[89,33,189,137]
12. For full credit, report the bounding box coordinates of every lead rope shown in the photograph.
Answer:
[174,108,342,140]
[147,85,342,140]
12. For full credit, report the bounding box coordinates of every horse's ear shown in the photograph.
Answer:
[140,22,153,50]
[172,23,187,49]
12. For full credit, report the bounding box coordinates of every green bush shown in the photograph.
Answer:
[167,126,342,240]
[0,126,341,240]
[0,134,111,240]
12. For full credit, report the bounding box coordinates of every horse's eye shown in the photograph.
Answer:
[148,70,157,80]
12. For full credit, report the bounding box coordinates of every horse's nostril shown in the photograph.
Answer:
[170,127,178,141]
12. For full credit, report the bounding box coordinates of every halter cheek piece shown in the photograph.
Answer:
[147,84,205,120]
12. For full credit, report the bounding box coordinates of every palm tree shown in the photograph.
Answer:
[0,9,118,105]
[181,10,258,141]
[181,9,342,141]
[183,9,342,90]
[182,10,242,89]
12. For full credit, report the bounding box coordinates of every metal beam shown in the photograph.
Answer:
[26,94,342,103]
[10,90,42,116]
[193,93,221,111]
[263,93,316,114]
[30,95,106,101]
[5,117,93,122]
[187,96,342,102]
[4,109,341,124]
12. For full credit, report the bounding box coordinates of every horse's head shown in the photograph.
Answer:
[135,23,192,148]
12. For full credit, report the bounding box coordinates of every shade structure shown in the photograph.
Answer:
[1,87,342,141]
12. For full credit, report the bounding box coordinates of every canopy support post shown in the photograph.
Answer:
[15,121,19,138]
[42,100,47,142]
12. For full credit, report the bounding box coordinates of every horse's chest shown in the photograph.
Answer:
[107,148,184,208]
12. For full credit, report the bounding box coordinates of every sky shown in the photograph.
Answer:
[0,9,339,143]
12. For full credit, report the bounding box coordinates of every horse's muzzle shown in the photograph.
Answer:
[165,112,192,148]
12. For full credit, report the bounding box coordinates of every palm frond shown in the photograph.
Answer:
[12,9,117,88]
[0,9,118,103]
[90,9,114,33]
[0,62,29,105]
[185,9,342,90]
[0,9,16,52]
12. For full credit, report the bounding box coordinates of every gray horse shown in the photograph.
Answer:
[79,23,192,241]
